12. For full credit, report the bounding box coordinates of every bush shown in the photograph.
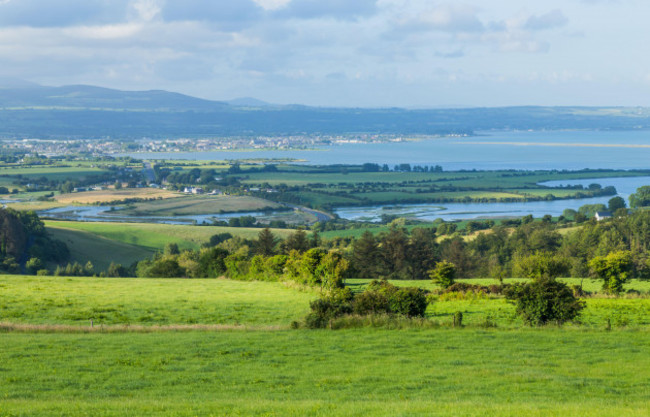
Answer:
[352,290,390,315]
[389,287,428,317]
[429,261,456,288]
[305,291,353,329]
[504,278,585,326]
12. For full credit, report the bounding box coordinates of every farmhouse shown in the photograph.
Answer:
[595,211,612,221]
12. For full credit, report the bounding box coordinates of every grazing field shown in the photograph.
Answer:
[114,195,284,216]
[0,330,648,416]
[238,168,650,208]
[0,276,315,326]
[46,227,155,270]
[55,188,180,204]
[44,220,297,251]
[0,165,108,180]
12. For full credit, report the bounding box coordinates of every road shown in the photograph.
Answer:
[286,204,334,223]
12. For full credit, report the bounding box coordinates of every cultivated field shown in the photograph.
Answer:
[55,188,180,204]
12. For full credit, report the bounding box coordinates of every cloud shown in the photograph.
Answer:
[416,4,485,33]
[0,0,130,27]
[161,0,263,29]
[436,49,464,59]
[275,0,378,20]
[524,10,568,31]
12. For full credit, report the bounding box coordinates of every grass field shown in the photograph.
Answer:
[55,188,180,204]
[0,276,315,327]
[0,165,108,180]
[114,195,283,216]
[46,227,155,270]
[0,330,648,416]
[45,221,297,251]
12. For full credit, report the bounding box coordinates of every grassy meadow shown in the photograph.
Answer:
[45,220,297,252]
[46,227,155,270]
[0,274,648,416]
[0,330,648,416]
[0,276,315,327]
[113,194,283,216]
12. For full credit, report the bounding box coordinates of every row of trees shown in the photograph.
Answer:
[0,208,69,273]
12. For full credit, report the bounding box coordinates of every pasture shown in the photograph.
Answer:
[0,330,648,416]
[0,276,315,327]
[115,194,283,216]
[46,227,155,270]
[44,220,297,251]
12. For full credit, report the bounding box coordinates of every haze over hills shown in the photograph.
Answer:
[1,82,650,139]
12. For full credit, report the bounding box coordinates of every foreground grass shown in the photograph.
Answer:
[0,276,315,327]
[0,329,648,416]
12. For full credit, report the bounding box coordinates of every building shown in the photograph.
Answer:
[595,211,612,221]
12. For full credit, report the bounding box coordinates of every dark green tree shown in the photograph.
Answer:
[255,228,278,256]
[351,231,381,278]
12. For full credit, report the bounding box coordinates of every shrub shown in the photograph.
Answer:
[305,290,353,329]
[389,287,428,317]
[504,278,585,326]
[352,290,390,315]
[429,261,456,288]
[588,251,633,294]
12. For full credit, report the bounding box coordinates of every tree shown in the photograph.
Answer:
[408,227,438,280]
[164,243,180,255]
[608,196,626,212]
[351,231,380,278]
[504,278,585,326]
[588,250,633,294]
[513,252,570,280]
[315,251,349,290]
[25,257,43,274]
[629,185,650,208]
[282,229,310,253]
[255,228,277,256]
[379,225,410,279]
[429,261,456,288]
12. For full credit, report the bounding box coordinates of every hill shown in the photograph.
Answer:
[2,83,650,138]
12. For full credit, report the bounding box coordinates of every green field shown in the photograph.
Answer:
[45,220,297,251]
[0,330,648,416]
[0,165,108,180]
[0,276,315,327]
[237,169,650,209]
[2,275,647,330]
[0,275,648,415]
[46,227,155,270]
[115,195,283,216]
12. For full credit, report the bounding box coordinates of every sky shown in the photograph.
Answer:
[0,0,649,107]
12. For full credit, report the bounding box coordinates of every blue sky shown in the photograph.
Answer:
[0,0,648,107]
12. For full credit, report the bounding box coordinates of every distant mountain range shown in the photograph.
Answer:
[1,82,650,139]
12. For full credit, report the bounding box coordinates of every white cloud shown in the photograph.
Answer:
[524,9,568,31]
[130,0,162,22]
